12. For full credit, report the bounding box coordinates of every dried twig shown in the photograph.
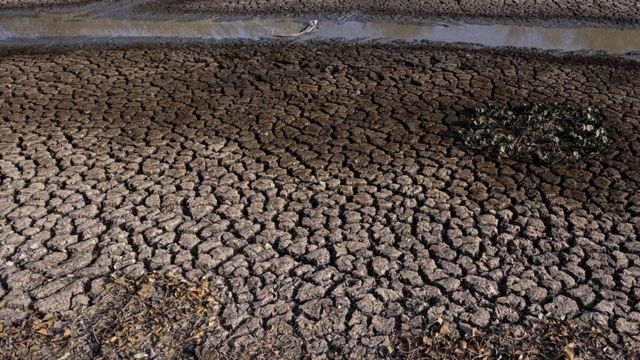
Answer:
[276,20,319,38]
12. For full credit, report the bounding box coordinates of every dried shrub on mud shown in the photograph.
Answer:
[0,274,219,360]
[463,103,610,164]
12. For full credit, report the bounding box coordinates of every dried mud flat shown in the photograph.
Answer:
[2,0,640,28]
[0,43,639,359]
[145,0,640,27]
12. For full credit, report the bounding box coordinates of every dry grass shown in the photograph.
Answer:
[0,274,219,360]
[396,318,639,360]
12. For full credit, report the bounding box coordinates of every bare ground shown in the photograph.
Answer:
[144,0,640,26]
[1,0,640,27]
[0,43,639,358]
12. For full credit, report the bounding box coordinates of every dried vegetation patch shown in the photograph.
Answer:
[398,318,638,360]
[0,274,218,360]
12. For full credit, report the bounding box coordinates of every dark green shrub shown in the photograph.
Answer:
[463,103,610,164]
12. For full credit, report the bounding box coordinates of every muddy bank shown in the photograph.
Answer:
[2,0,640,28]
[1,43,639,358]
[146,0,640,28]
[0,0,88,9]
[2,8,640,60]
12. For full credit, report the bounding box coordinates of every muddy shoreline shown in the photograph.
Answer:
[2,10,640,62]
[1,0,640,29]
[2,40,639,69]
[142,0,640,29]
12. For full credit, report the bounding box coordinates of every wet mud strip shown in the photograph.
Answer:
[1,3,640,61]
[0,43,639,359]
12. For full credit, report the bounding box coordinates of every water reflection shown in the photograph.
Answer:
[0,3,639,56]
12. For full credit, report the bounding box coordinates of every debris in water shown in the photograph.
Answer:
[276,19,318,37]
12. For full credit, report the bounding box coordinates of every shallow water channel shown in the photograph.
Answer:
[0,1,639,59]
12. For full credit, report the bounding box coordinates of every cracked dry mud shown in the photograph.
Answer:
[2,0,640,27]
[148,0,640,27]
[0,44,639,359]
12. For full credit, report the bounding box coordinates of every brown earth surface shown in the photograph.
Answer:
[0,0,84,8]
[0,43,640,359]
[145,0,640,26]
[1,0,640,27]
